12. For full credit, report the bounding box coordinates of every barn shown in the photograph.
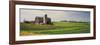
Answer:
[34,14,52,25]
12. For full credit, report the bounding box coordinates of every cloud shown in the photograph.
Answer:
[20,8,90,22]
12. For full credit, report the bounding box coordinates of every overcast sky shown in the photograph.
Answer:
[20,8,90,22]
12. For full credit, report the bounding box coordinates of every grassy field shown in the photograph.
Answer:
[20,22,90,36]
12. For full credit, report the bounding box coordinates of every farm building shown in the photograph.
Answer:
[34,14,52,24]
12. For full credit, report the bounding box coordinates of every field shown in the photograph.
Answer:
[20,22,90,36]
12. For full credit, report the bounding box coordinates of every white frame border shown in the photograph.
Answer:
[16,5,94,41]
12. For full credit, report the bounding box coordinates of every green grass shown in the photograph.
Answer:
[20,22,90,36]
